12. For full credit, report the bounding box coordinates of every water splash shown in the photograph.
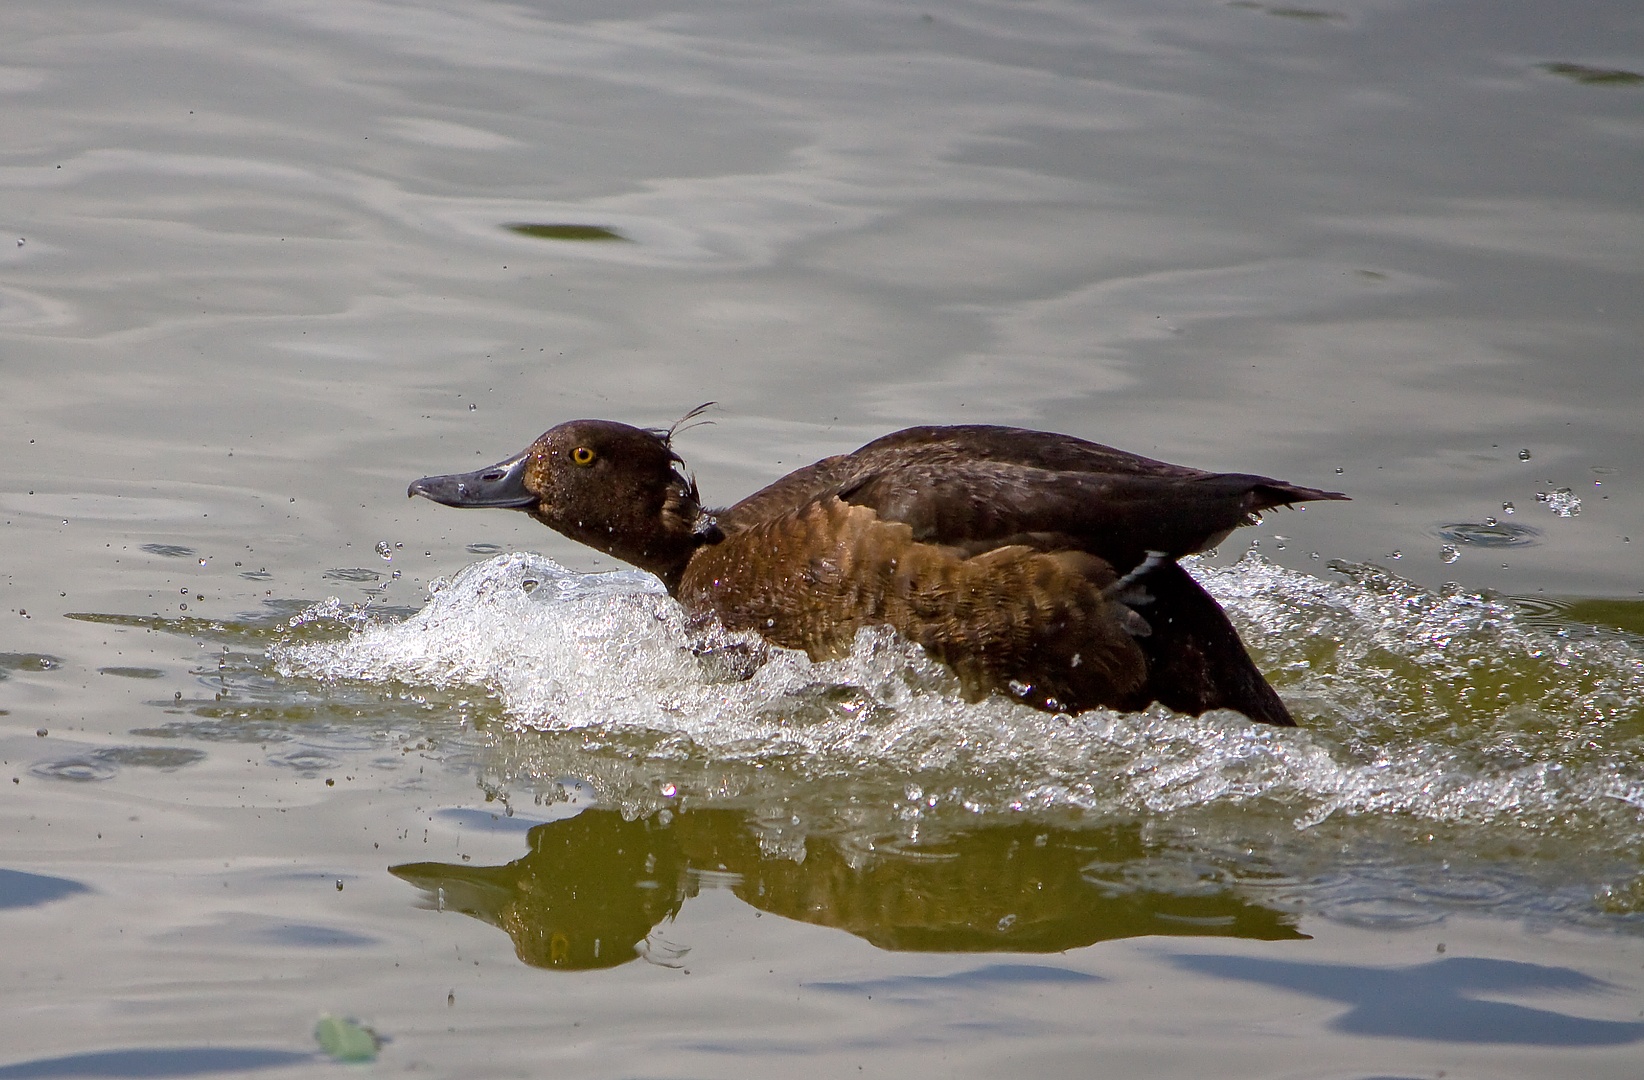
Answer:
[275,553,1644,846]
[1536,487,1582,517]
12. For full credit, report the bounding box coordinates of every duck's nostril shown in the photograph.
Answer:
[481,470,504,481]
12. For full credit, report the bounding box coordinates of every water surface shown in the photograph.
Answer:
[3,0,1642,1075]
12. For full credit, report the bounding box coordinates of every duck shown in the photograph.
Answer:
[408,415,1346,726]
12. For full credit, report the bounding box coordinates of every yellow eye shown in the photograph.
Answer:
[570,445,596,467]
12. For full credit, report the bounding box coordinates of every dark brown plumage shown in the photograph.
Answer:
[408,419,1347,725]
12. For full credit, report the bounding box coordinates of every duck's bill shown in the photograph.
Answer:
[407,452,536,509]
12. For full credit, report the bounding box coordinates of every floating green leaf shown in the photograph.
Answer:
[315,1015,381,1063]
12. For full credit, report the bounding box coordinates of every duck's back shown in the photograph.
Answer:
[719,426,1204,528]
[718,425,1344,568]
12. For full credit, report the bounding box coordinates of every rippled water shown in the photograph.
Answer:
[5,0,1644,1073]
[267,551,1644,931]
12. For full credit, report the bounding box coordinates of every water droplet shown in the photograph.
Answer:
[335,879,344,891]
[1334,467,1344,475]
[36,727,47,737]
[997,913,1017,931]
[1484,516,1498,527]
[660,782,678,798]
[469,403,477,411]
[1518,448,1532,461]
[1535,488,1581,517]
[1389,550,1403,560]
[198,558,207,567]
[375,541,392,560]
[177,602,187,610]
[1439,544,1460,564]
[1309,551,1320,559]
[1502,501,1515,514]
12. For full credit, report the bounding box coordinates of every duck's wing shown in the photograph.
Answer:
[1121,560,1296,726]
[685,492,1297,724]
[835,459,1344,565]
[714,452,859,532]
[680,495,1150,712]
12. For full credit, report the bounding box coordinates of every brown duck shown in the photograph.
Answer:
[409,419,1346,726]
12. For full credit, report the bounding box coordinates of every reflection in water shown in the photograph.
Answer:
[0,1048,313,1079]
[1174,954,1644,1046]
[1537,597,1644,639]
[397,810,687,970]
[0,868,89,910]
[391,809,1303,971]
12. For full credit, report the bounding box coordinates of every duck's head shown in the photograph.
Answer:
[408,419,721,593]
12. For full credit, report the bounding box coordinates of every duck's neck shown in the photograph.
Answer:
[548,468,720,596]
[642,475,723,595]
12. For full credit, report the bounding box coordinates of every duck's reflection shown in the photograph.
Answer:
[391,809,1304,970]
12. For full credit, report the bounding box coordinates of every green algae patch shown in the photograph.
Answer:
[1540,62,1644,86]
[505,222,628,242]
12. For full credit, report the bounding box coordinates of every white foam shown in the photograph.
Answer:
[274,552,1644,835]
